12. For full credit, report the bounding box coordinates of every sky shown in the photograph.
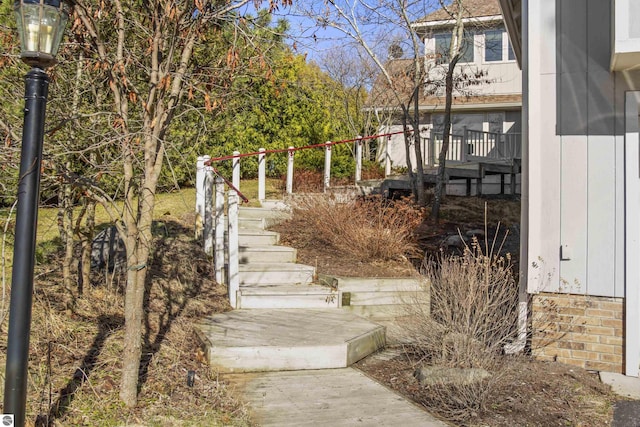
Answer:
[239,1,438,67]
[270,3,352,63]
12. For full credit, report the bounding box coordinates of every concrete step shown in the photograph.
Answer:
[196,308,385,372]
[318,275,430,320]
[236,217,266,230]
[217,217,265,232]
[238,230,280,246]
[239,206,290,227]
[239,245,297,264]
[239,263,315,286]
[260,199,291,211]
[237,284,339,309]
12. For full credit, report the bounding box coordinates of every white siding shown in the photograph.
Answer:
[527,0,561,293]
[615,135,625,298]
[559,136,588,293]
[624,92,640,376]
[586,136,617,296]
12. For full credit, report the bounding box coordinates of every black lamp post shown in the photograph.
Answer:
[4,0,69,425]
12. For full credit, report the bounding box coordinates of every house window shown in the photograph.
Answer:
[484,30,503,61]
[484,28,515,62]
[435,32,474,64]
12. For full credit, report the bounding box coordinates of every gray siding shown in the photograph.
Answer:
[556,0,615,136]
[549,0,640,297]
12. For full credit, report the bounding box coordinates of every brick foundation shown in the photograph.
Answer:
[531,293,624,373]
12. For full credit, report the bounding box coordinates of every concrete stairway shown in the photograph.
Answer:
[235,204,339,309]
[197,200,426,374]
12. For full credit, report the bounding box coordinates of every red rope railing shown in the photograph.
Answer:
[211,166,249,204]
[203,130,412,165]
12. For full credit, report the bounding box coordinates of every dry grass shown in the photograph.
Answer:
[0,216,251,426]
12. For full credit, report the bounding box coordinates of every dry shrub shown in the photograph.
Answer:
[287,169,324,193]
[278,169,359,193]
[290,194,423,262]
[399,227,520,422]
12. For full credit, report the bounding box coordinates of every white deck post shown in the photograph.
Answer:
[203,165,214,256]
[355,136,362,183]
[258,147,266,202]
[324,142,332,191]
[286,146,294,194]
[228,189,239,308]
[384,136,391,177]
[232,150,241,192]
[214,176,225,285]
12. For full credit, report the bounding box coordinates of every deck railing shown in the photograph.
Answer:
[430,129,521,164]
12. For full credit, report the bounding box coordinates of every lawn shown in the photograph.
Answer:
[2,178,283,271]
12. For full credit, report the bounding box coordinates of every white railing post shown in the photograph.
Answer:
[355,136,362,183]
[204,165,214,256]
[429,128,436,166]
[461,127,468,162]
[214,176,225,285]
[232,150,241,192]
[258,147,266,202]
[324,142,332,192]
[227,189,239,308]
[384,136,391,176]
[195,155,209,221]
[286,146,294,194]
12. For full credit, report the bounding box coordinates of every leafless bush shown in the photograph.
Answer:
[399,225,520,421]
[290,194,423,262]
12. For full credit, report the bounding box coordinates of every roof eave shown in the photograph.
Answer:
[498,0,522,68]
[411,14,504,32]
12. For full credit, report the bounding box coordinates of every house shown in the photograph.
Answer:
[500,0,640,377]
[373,0,522,195]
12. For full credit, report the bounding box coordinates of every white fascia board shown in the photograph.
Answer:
[419,101,522,112]
[363,101,522,113]
[411,15,504,31]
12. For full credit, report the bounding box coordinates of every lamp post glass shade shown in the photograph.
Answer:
[14,0,70,67]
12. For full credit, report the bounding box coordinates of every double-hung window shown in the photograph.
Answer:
[435,32,474,64]
[484,28,515,62]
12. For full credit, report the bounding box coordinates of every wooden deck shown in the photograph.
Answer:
[379,158,521,196]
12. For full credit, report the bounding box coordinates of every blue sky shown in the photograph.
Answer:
[270,3,352,63]
[240,1,438,65]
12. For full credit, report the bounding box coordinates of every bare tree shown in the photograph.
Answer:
[298,0,437,204]
[68,0,291,407]
[431,0,465,220]
[320,45,378,159]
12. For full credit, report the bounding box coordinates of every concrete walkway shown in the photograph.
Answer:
[226,368,449,427]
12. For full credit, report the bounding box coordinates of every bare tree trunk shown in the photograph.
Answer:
[411,86,426,205]
[78,196,95,294]
[432,59,458,221]
[432,0,464,221]
[401,113,416,197]
[57,161,76,304]
[120,164,158,405]
[62,171,74,294]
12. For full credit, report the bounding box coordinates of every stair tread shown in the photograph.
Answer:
[239,284,335,295]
